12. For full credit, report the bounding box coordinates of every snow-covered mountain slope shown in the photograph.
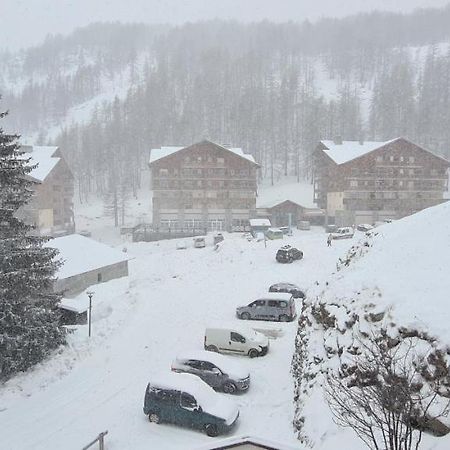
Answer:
[293,200,450,449]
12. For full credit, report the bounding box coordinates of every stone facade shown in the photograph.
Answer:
[149,140,259,232]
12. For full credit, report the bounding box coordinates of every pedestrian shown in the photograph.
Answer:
[327,234,332,247]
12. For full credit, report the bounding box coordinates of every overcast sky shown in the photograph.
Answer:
[1,0,449,51]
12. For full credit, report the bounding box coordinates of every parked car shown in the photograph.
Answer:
[143,372,239,437]
[325,224,337,233]
[356,224,374,232]
[171,350,250,394]
[275,245,303,263]
[266,228,284,240]
[278,226,292,235]
[236,293,296,322]
[297,221,310,230]
[204,327,269,358]
[269,282,305,299]
[194,237,206,248]
[330,227,354,240]
[176,240,188,250]
[213,233,224,245]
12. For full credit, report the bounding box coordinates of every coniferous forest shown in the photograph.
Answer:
[1,6,450,202]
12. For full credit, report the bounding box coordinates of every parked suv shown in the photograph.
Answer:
[236,293,296,322]
[330,227,354,240]
[143,373,239,437]
[275,245,303,263]
[269,282,305,299]
[172,351,250,394]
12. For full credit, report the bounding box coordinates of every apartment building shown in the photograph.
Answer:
[149,140,259,232]
[313,137,449,225]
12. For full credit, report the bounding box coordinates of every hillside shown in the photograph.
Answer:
[293,201,450,448]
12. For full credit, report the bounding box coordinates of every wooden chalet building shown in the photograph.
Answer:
[314,137,450,225]
[149,140,259,232]
[19,145,75,236]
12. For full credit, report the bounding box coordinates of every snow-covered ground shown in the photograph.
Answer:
[0,213,359,449]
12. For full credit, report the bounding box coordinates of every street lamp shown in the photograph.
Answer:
[86,291,94,337]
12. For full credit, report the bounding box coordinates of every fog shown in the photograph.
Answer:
[1,0,449,50]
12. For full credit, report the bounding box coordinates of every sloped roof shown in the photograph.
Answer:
[195,434,299,450]
[149,140,258,166]
[320,139,398,165]
[47,234,129,279]
[21,145,60,182]
[256,180,316,209]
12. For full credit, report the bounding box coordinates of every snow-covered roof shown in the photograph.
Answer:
[195,435,300,450]
[47,234,129,279]
[257,179,316,209]
[257,292,293,301]
[58,297,89,313]
[249,218,271,227]
[320,138,399,165]
[21,145,60,182]
[149,140,257,165]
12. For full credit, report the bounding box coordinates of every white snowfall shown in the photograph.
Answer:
[0,187,450,449]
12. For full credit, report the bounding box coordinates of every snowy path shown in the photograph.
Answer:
[0,229,354,450]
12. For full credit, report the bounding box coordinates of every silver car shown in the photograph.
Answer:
[171,350,250,394]
[236,293,296,322]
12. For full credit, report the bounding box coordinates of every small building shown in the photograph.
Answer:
[19,145,75,236]
[149,140,259,232]
[195,435,300,450]
[48,234,129,296]
[314,137,450,226]
[58,297,89,325]
[257,200,324,227]
[249,218,271,236]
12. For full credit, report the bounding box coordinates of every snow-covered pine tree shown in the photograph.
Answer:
[0,109,66,380]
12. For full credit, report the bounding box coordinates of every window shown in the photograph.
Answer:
[217,157,225,164]
[268,300,282,307]
[97,273,102,282]
[400,156,404,162]
[250,300,265,307]
[350,180,358,188]
[409,156,415,163]
[187,360,202,370]
[389,156,394,162]
[180,393,197,409]
[154,389,178,404]
[376,156,383,163]
[230,332,245,343]
[159,168,168,176]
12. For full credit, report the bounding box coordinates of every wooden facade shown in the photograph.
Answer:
[19,145,75,236]
[314,138,450,225]
[149,140,259,232]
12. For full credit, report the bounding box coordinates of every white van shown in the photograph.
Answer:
[193,237,206,248]
[204,327,269,358]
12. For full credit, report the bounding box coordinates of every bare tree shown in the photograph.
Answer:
[325,333,450,450]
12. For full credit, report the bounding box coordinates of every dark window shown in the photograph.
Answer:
[97,273,102,282]
[249,300,265,307]
[187,360,202,370]
[180,393,197,409]
[268,300,280,307]
[231,332,245,343]
[154,389,178,404]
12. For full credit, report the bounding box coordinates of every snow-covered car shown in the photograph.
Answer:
[269,282,305,299]
[356,224,374,232]
[193,237,206,248]
[330,227,354,240]
[204,327,269,358]
[171,350,250,394]
[176,240,188,250]
[275,245,303,263]
[143,372,239,437]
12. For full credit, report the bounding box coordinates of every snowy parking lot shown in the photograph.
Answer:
[0,228,357,450]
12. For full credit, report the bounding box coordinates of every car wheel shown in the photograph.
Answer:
[222,381,237,394]
[279,314,290,322]
[148,412,160,424]
[248,348,259,358]
[206,345,219,353]
[205,423,219,437]
[240,312,251,320]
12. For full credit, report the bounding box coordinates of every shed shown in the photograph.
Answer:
[58,297,89,325]
[48,234,129,296]
[195,435,300,450]
[257,200,324,227]
[249,218,271,236]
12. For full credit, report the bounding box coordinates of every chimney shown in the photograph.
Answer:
[333,136,343,145]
